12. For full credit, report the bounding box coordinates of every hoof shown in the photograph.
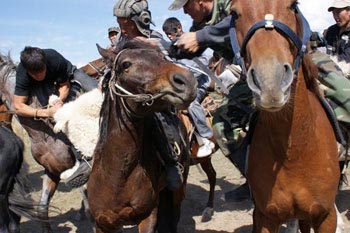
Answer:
[201,207,214,222]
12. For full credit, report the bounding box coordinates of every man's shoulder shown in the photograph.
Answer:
[43,49,63,59]
[16,63,27,77]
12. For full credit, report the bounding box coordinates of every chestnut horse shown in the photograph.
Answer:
[230,0,339,232]
[0,53,81,233]
[87,40,196,232]
[79,57,107,79]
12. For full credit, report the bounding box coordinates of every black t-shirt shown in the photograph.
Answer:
[15,49,74,97]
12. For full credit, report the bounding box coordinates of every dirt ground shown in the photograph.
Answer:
[15,123,350,233]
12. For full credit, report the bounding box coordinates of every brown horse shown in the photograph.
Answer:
[0,53,81,233]
[230,0,340,232]
[79,57,107,79]
[87,40,197,233]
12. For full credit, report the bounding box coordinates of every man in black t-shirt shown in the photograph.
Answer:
[14,46,98,186]
[14,46,98,117]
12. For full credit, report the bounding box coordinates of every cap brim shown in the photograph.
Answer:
[168,1,187,11]
[328,4,350,11]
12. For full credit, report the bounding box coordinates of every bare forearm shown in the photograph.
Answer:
[14,102,53,118]
[58,81,70,102]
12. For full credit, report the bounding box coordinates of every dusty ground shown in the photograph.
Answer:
[15,122,350,233]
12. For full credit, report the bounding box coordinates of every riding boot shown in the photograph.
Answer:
[71,69,98,92]
[63,147,93,188]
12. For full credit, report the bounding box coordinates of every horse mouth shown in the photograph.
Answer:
[253,90,290,112]
[160,90,195,109]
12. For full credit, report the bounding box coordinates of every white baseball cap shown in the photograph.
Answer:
[328,0,350,11]
[168,0,189,11]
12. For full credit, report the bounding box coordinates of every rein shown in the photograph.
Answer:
[229,6,311,79]
[88,61,106,76]
[0,110,15,114]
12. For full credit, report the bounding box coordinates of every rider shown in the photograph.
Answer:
[107,26,120,51]
[169,0,253,201]
[14,46,98,186]
[162,17,214,158]
[113,0,185,190]
[324,0,350,62]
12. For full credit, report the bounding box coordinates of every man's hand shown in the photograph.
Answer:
[48,103,63,117]
[174,32,199,53]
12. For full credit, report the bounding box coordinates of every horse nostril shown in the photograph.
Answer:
[251,69,261,89]
[171,73,187,90]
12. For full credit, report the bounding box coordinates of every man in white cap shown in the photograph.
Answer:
[324,0,350,61]
[168,0,254,202]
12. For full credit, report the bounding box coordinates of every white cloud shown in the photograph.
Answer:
[299,0,334,32]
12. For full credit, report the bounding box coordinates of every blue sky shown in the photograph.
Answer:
[0,0,333,67]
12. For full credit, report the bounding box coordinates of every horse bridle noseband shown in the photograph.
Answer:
[229,6,311,79]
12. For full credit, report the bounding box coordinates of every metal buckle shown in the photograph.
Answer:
[264,14,274,29]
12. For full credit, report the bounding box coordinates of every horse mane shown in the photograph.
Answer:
[294,8,320,97]
[302,54,321,97]
[0,53,16,86]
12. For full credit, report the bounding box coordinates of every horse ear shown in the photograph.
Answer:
[96,44,111,59]
[96,43,115,68]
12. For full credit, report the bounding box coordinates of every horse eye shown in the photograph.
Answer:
[231,10,239,20]
[121,61,132,70]
[290,0,298,10]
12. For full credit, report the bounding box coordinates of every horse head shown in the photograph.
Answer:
[0,53,16,109]
[231,0,310,111]
[98,39,197,115]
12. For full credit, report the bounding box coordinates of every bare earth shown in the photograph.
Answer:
[16,123,350,233]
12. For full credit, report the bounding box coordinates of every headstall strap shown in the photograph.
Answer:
[229,6,311,77]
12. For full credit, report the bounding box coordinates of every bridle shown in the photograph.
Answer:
[88,61,106,77]
[229,5,311,80]
[108,48,183,117]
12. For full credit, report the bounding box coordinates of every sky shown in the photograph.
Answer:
[0,0,334,67]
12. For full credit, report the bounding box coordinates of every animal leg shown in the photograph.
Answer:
[138,207,157,233]
[38,172,59,233]
[75,186,91,221]
[252,208,279,233]
[313,205,337,233]
[199,157,216,222]
[299,220,311,232]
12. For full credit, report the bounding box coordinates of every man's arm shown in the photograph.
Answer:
[13,95,61,118]
[57,80,70,103]
[175,16,232,53]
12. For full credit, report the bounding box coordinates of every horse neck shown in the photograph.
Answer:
[257,67,317,155]
[97,99,145,172]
